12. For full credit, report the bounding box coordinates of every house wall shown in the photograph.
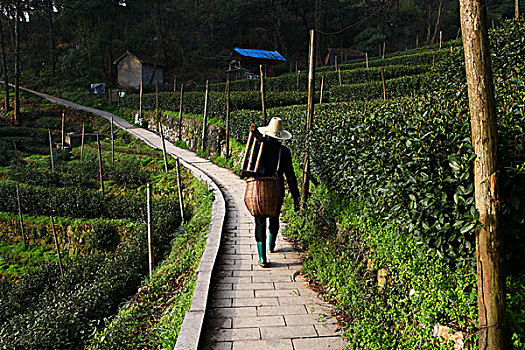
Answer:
[142,64,163,86]
[117,55,142,88]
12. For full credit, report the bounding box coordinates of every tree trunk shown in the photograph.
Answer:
[0,10,9,112]
[314,0,321,67]
[48,0,55,77]
[431,0,443,45]
[14,0,20,123]
[459,0,506,348]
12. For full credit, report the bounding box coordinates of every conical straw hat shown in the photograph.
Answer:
[257,117,292,140]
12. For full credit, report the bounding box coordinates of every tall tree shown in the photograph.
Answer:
[14,0,20,123]
[47,0,55,76]
[0,5,9,112]
[459,0,506,348]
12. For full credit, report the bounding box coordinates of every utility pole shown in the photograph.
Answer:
[459,0,506,348]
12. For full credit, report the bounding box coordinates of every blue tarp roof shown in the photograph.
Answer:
[233,47,286,61]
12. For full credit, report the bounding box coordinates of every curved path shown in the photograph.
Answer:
[22,87,347,350]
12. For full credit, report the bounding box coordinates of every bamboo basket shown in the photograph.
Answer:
[244,177,283,217]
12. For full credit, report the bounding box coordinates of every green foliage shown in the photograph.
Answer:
[283,186,478,348]
[86,223,120,253]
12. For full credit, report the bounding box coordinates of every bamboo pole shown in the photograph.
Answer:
[439,30,443,49]
[296,70,301,92]
[97,132,104,195]
[15,182,26,248]
[365,52,369,69]
[459,0,506,347]
[382,42,386,59]
[147,183,154,278]
[381,67,386,100]
[178,83,184,141]
[50,216,64,277]
[111,116,114,165]
[319,75,325,104]
[260,65,267,125]
[516,0,520,18]
[301,29,316,212]
[225,80,231,159]
[160,120,168,172]
[416,35,419,48]
[176,158,184,222]
[201,80,209,152]
[61,112,65,150]
[338,69,342,86]
[80,122,85,160]
[335,55,338,71]
[48,129,54,170]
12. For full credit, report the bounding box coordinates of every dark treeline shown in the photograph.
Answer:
[0,0,520,84]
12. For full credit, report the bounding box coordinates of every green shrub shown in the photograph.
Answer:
[86,223,120,253]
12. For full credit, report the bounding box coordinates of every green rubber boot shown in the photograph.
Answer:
[268,233,277,253]
[257,241,268,267]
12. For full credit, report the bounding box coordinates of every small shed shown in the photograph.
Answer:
[113,51,164,88]
[227,47,286,80]
[324,48,365,66]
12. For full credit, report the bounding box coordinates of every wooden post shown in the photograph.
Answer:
[201,80,209,152]
[516,0,520,18]
[301,29,316,212]
[381,67,386,100]
[334,55,338,71]
[296,70,301,92]
[174,76,177,92]
[159,120,168,172]
[146,183,154,278]
[80,123,85,160]
[13,141,20,165]
[15,182,26,248]
[260,65,267,125]
[61,112,65,150]
[117,90,120,112]
[178,83,184,141]
[416,35,419,48]
[459,0,506,348]
[440,31,443,49]
[382,42,386,59]
[338,69,342,86]
[97,132,104,195]
[139,80,143,119]
[110,116,114,165]
[48,129,54,170]
[225,80,231,159]
[49,216,64,277]
[365,52,369,69]
[319,75,325,104]
[175,158,184,222]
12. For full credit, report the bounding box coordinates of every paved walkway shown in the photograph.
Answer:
[22,88,347,350]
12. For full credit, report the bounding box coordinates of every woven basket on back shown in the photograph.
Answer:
[244,177,283,217]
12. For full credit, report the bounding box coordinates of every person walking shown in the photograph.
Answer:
[251,117,300,267]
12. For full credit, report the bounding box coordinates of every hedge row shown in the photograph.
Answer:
[227,75,525,264]
[120,90,324,117]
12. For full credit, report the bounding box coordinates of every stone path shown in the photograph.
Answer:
[21,87,348,350]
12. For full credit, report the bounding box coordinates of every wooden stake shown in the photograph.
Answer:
[365,52,369,69]
[174,76,177,92]
[460,0,505,347]
[201,80,209,152]
[296,70,301,92]
[117,90,120,112]
[110,116,114,165]
[15,182,26,248]
[319,75,324,104]
[260,65,267,125]
[160,119,168,172]
[48,129,54,170]
[80,122,85,160]
[139,80,143,119]
[338,68,342,86]
[97,132,104,195]
[416,35,419,48]
[301,29,316,212]
[225,80,231,159]
[61,112,65,150]
[516,0,520,19]
[178,83,184,141]
[335,55,338,71]
[175,158,184,222]
[439,31,443,49]
[50,216,64,277]
[146,183,154,278]
[382,42,386,59]
[381,67,386,100]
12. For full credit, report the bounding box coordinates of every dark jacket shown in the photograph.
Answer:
[255,137,300,199]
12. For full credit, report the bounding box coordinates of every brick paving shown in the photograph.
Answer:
[20,87,348,350]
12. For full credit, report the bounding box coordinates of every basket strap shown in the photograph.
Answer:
[274,146,282,177]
